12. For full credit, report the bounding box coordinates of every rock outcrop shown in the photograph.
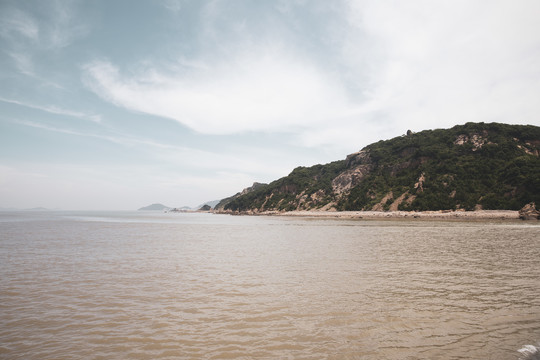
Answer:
[519,202,540,220]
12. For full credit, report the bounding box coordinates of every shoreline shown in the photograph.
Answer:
[218,209,522,220]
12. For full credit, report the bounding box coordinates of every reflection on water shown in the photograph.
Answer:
[1,211,539,359]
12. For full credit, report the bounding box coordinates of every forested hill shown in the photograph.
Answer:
[216,122,540,212]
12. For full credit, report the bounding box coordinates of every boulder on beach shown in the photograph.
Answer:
[519,202,540,220]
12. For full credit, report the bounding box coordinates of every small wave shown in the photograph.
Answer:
[518,344,540,360]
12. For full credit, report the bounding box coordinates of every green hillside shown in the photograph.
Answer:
[218,123,540,212]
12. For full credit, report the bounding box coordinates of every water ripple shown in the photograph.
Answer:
[1,212,539,359]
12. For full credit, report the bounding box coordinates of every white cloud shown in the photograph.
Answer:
[82,46,355,135]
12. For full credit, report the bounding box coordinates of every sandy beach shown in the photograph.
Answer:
[230,209,522,220]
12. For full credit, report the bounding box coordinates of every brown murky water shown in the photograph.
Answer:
[1,211,539,359]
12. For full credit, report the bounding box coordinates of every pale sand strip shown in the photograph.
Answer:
[249,210,520,220]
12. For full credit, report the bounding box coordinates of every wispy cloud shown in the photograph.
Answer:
[0,97,101,123]
[1,1,88,83]
[8,52,34,76]
[161,0,184,13]
[45,0,89,49]
[12,119,118,142]
[0,7,39,41]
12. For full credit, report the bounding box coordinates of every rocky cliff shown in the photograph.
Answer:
[219,122,540,213]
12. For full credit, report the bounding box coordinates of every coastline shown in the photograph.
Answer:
[218,209,522,220]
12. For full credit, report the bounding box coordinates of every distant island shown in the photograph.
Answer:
[138,203,171,211]
[215,122,540,218]
[138,201,218,212]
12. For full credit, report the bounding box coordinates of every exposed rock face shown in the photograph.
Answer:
[414,173,425,192]
[372,191,393,211]
[470,134,488,151]
[454,134,469,145]
[388,192,415,211]
[519,202,540,220]
[332,165,372,194]
[453,131,489,151]
[518,142,540,156]
[332,150,373,194]
[345,150,371,167]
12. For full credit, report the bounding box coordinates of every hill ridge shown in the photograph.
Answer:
[216,122,540,213]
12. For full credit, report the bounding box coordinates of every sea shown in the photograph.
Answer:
[1,210,539,359]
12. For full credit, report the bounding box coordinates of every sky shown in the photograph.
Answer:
[1,0,540,210]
